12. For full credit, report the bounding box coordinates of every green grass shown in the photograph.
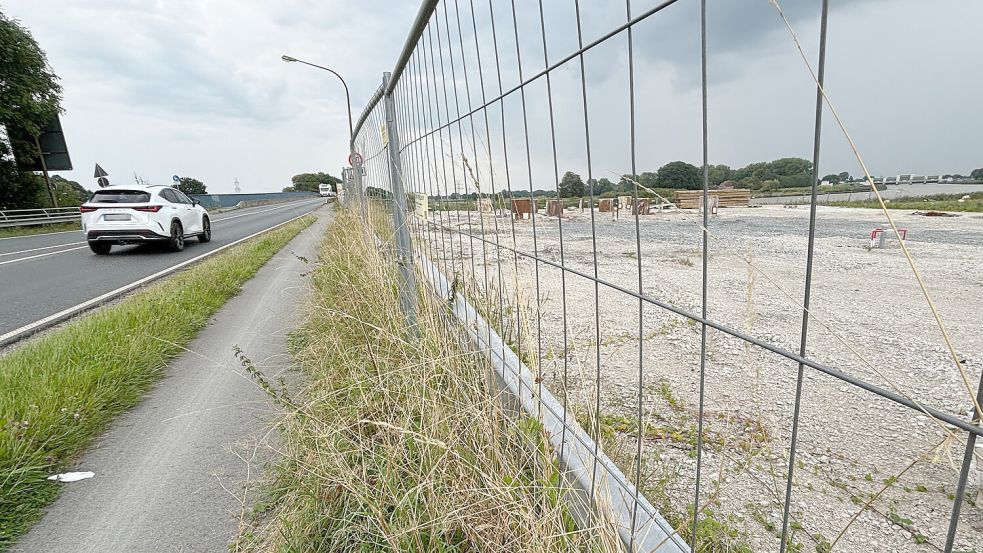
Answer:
[0,222,81,239]
[236,209,620,553]
[0,215,315,548]
[831,191,983,212]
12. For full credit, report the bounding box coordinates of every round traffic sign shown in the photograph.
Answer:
[348,152,364,166]
[97,177,110,188]
[172,175,180,183]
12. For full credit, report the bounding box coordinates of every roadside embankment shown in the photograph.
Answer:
[0,214,315,548]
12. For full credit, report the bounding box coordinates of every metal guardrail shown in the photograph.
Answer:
[0,207,81,228]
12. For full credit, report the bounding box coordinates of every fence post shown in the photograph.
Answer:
[350,156,369,223]
[382,72,418,331]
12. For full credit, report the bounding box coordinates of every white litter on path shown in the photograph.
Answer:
[47,471,94,483]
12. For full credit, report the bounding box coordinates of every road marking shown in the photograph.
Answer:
[0,209,320,348]
[0,229,79,241]
[0,199,322,242]
[0,200,323,265]
[0,241,85,257]
[211,200,323,223]
[0,245,88,266]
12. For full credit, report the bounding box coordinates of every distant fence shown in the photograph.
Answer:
[0,207,81,228]
[188,192,318,209]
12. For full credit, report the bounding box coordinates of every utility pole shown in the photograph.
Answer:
[33,135,58,208]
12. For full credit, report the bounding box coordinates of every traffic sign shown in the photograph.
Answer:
[97,177,110,188]
[348,152,364,166]
[172,175,180,183]
[94,163,109,178]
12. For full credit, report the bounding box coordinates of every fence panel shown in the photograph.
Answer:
[350,1,982,551]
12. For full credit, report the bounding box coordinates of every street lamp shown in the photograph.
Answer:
[280,54,354,146]
[282,53,364,212]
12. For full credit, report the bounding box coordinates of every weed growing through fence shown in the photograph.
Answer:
[236,209,621,553]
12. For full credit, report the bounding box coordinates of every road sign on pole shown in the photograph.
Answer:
[348,152,363,166]
[94,163,109,178]
[172,175,180,188]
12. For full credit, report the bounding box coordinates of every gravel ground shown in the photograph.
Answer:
[419,204,982,553]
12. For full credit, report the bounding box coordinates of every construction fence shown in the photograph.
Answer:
[344,1,982,551]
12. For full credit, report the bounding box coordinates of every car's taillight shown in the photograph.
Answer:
[79,206,99,213]
[133,205,163,212]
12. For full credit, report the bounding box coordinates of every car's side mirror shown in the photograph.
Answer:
[191,198,200,206]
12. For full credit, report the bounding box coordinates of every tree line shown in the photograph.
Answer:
[282,172,341,193]
[432,158,832,200]
[0,10,63,209]
[555,158,844,199]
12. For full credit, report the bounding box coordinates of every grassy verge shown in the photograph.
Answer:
[0,222,81,239]
[0,214,315,547]
[236,210,620,553]
[830,191,983,212]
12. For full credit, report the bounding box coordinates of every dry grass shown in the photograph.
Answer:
[237,209,622,553]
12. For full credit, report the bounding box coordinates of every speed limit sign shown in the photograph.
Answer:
[348,152,364,166]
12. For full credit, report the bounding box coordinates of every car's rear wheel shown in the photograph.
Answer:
[88,241,112,255]
[168,221,185,252]
[197,216,211,243]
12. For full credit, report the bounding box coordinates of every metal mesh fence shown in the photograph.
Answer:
[347,1,982,551]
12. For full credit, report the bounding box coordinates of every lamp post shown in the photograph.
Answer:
[281,54,363,211]
[280,55,353,147]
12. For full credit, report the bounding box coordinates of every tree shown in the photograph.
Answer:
[706,164,732,187]
[558,171,586,198]
[290,172,341,193]
[821,173,841,184]
[769,157,812,177]
[592,177,615,195]
[655,161,701,190]
[970,168,983,181]
[50,175,90,206]
[0,12,63,209]
[838,171,851,182]
[177,177,207,195]
[0,12,61,137]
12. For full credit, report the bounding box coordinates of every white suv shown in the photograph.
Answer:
[80,185,211,255]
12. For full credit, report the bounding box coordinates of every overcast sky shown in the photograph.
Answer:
[4,0,981,194]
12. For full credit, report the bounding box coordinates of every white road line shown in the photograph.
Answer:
[0,199,321,242]
[0,210,319,347]
[0,245,88,266]
[0,241,85,257]
[0,229,79,241]
[211,200,322,223]
[0,201,321,266]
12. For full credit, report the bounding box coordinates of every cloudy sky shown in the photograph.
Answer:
[4,0,981,194]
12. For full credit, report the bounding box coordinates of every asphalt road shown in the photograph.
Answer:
[0,198,325,338]
[12,210,332,552]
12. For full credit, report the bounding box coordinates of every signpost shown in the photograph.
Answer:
[93,164,110,188]
[172,175,180,188]
[6,114,72,207]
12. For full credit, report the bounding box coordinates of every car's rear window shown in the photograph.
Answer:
[89,190,151,204]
